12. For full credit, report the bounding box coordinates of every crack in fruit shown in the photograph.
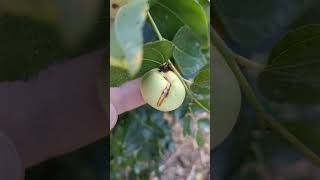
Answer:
[157,76,171,107]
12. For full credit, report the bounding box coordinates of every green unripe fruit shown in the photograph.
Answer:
[140,67,186,112]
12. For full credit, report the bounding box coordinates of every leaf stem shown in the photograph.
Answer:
[211,26,320,167]
[147,12,164,41]
[168,60,209,112]
[236,56,265,71]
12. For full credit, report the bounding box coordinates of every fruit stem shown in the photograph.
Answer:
[211,26,320,167]
[182,78,193,86]
[147,12,164,41]
[168,60,209,112]
[147,10,208,112]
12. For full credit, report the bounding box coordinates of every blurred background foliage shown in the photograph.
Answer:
[0,0,107,179]
[213,1,320,179]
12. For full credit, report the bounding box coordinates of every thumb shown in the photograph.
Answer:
[110,78,145,129]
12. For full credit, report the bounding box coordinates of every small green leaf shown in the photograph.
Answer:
[257,24,320,104]
[135,40,174,77]
[182,115,192,136]
[191,66,210,95]
[150,0,209,47]
[111,0,149,76]
[173,26,208,77]
[196,130,205,147]
[144,40,173,63]
[212,45,241,148]
[110,66,130,87]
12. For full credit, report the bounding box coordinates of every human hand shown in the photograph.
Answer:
[110,78,145,130]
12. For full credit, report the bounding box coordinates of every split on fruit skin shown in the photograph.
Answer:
[156,76,171,106]
[140,64,186,112]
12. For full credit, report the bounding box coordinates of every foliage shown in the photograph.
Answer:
[258,24,320,104]
[214,1,320,179]
[110,0,210,178]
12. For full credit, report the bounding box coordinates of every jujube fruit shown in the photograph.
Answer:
[140,66,186,112]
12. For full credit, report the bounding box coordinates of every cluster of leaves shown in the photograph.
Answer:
[213,1,320,179]
[110,107,174,179]
[110,0,210,178]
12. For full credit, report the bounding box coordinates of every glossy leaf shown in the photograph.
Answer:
[111,0,148,76]
[150,0,209,47]
[212,45,241,148]
[191,66,210,95]
[257,25,320,104]
[135,40,173,77]
[173,26,208,77]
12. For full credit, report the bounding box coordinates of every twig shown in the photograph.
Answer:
[211,26,320,167]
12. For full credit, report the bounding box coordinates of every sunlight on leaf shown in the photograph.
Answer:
[111,0,148,76]
[173,26,208,78]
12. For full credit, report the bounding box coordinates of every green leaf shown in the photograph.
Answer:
[0,0,101,42]
[257,24,320,104]
[215,0,311,47]
[110,66,130,87]
[173,26,208,77]
[191,66,210,95]
[150,0,209,47]
[117,107,172,157]
[196,130,205,147]
[135,40,174,77]
[182,115,192,136]
[111,0,148,76]
[212,45,241,149]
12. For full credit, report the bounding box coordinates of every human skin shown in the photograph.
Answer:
[0,49,144,179]
[110,78,145,129]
